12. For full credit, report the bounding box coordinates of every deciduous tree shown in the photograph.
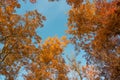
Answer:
[0,0,68,80]
[67,0,120,79]
[25,36,69,80]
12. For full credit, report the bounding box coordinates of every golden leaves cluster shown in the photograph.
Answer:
[25,37,69,80]
[67,1,96,37]
[39,36,68,64]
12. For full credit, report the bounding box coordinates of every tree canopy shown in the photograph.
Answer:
[0,0,120,80]
[0,0,68,80]
[67,0,120,80]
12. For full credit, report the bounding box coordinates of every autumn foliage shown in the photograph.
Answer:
[25,37,69,80]
[0,0,68,80]
[67,0,120,80]
[0,0,120,80]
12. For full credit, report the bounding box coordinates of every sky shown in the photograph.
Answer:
[17,0,69,40]
[0,0,86,80]
[16,0,86,63]
[17,0,75,56]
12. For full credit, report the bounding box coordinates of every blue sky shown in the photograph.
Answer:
[17,0,70,40]
[0,0,86,80]
[17,0,81,62]
[36,0,69,39]
[17,0,75,56]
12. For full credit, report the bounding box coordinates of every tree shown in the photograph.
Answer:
[82,65,100,80]
[67,0,120,80]
[0,0,44,79]
[0,0,69,80]
[25,36,69,80]
[66,53,100,80]
[66,53,83,80]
